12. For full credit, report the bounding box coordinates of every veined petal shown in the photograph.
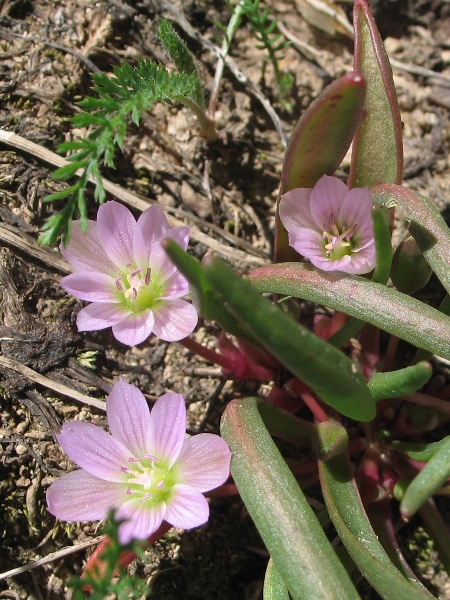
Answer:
[115,499,166,544]
[147,393,186,467]
[152,299,198,342]
[159,271,189,299]
[77,303,125,331]
[337,187,373,230]
[309,175,348,229]
[60,221,117,274]
[60,272,117,302]
[165,484,209,529]
[279,188,316,232]
[176,434,231,492]
[97,201,136,269]
[148,227,190,282]
[288,228,325,259]
[111,310,155,346]
[106,379,152,456]
[57,421,131,482]
[133,205,171,265]
[46,470,122,521]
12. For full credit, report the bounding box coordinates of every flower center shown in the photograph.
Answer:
[121,455,174,506]
[322,213,357,260]
[115,264,162,312]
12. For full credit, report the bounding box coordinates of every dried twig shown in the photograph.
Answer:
[0,355,106,411]
[0,536,105,581]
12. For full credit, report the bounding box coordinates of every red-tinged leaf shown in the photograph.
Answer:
[276,72,366,262]
[349,0,403,188]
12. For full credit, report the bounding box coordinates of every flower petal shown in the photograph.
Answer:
[152,299,198,342]
[133,205,171,265]
[175,434,231,492]
[279,188,316,232]
[159,271,189,299]
[60,220,117,274]
[60,272,117,302]
[106,379,152,456]
[149,227,190,282]
[46,470,122,521]
[57,421,131,482]
[309,175,349,229]
[115,499,166,544]
[147,393,186,467]
[76,303,125,331]
[337,186,373,230]
[165,484,209,529]
[111,310,155,346]
[97,201,136,269]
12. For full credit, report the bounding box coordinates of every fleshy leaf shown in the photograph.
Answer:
[249,263,450,360]
[368,362,432,401]
[221,397,360,600]
[319,454,435,599]
[349,0,403,188]
[263,557,290,600]
[276,72,366,261]
[400,436,450,518]
[373,184,450,296]
[203,256,375,421]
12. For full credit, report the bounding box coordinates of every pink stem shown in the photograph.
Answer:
[180,336,233,370]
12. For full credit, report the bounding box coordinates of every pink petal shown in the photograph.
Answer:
[165,484,209,529]
[46,469,122,521]
[147,393,186,467]
[287,228,325,261]
[309,175,348,229]
[159,270,189,299]
[57,421,131,482]
[60,220,117,274]
[76,303,125,331]
[148,227,190,282]
[176,434,231,492]
[97,201,136,269]
[133,205,171,265]
[279,188,316,232]
[111,310,155,346]
[60,272,117,302]
[152,299,198,342]
[106,379,152,456]
[337,186,373,230]
[115,500,166,544]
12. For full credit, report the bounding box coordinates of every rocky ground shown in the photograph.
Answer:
[1,0,450,598]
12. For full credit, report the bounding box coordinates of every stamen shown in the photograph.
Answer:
[131,267,144,278]
[128,457,140,463]
[145,268,151,286]
[328,213,334,228]
[126,487,132,495]
[131,287,137,300]
[157,481,165,490]
[142,454,158,462]
[115,276,124,291]
[120,466,131,473]
[140,493,151,502]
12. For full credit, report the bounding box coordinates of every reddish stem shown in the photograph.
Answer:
[180,336,233,370]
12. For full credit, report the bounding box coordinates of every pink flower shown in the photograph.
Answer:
[46,379,231,544]
[279,175,376,275]
[60,201,198,346]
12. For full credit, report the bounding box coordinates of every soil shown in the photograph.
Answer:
[1,0,450,598]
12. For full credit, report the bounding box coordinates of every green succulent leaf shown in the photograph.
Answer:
[221,397,360,600]
[349,0,403,187]
[249,263,450,360]
[368,362,432,401]
[203,256,375,421]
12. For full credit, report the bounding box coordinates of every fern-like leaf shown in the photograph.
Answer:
[40,59,197,246]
